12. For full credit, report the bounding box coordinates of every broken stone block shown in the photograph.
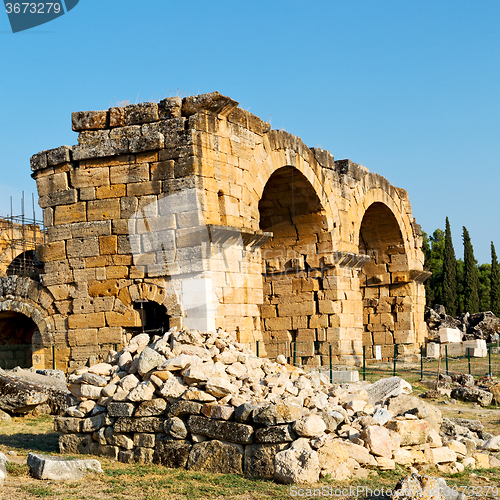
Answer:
[450,386,493,407]
[27,452,102,481]
[187,440,243,474]
[186,415,254,444]
[153,436,191,468]
[365,377,412,405]
[439,327,461,343]
[274,447,320,484]
[244,443,289,479]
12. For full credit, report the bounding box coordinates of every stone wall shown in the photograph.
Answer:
[9,91,429,371]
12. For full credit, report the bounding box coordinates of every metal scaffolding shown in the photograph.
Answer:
[0,192,45,278]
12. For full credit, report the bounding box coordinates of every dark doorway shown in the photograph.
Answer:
[0,311,36,369]
[132,301,170,337]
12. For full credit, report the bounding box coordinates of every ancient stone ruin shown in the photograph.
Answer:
[1,91,428,371]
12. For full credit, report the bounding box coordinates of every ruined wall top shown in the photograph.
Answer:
[29,91,371,184]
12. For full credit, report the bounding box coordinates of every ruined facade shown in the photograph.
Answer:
[2,92,429,371]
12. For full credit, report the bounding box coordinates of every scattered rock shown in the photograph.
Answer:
[27,452,102,480]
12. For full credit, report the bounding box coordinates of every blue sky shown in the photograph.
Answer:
[0,1,499,263]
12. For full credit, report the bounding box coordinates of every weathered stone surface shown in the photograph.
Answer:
[317,440,349,470]
[253,404,304,426]
[255,424,295,443]
[293,414,326,438]
[429,447,457,464]
[0,408,12,421]
[365,377,412,405]
[361,425,392,458]
[391,474,444,500]
[387,394,442,432]
[386,419,430,446]
[274,447,320,484]
[0,460,6,486]
[166,400,202,418]
[59,434,93,454]
[335,441,377,466]
[244,443,289,478]
[108,402,135,417]
[54,417,82,434]
[133,433,155,448]
[450,386,493,407]
[187,415,253,444]
[153,436,192,468]
[164,417,188,439]
[482,435,500,451]
[137,347,165,376]
[187,440,243,474]
[201,403,234,420]
[134,399,167,417]
[27,452,102,480]
[114,417,164,433]
[81,372,108,387]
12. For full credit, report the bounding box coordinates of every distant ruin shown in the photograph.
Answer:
[0,92,429,371]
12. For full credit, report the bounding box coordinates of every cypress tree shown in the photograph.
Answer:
[491,242,500,316]
[442,217,457,316]
[462,226,480,314]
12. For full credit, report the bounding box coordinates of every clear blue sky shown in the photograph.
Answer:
[1,1,499,263]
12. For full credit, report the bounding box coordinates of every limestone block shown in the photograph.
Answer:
[88,280,120,297]
[87,199,121,221]
[72,110,108,131]
[439,328,461,343]
[105,310,141,327]
[39,189,79,209]
[92,183,126,200]
[68,313,106,329]
[37,241,66,262]
[430,447,457,464]
[66,237,99,258]
[110,164,149,184]
[54,202,86,225]
[70,167,110,189]
[27,452,102,480]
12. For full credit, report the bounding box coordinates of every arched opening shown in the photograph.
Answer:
[258,166,329,365]
[0,311,37,369]
[129,301,170,340]
[6,250,43,280]
[359,202,412,360]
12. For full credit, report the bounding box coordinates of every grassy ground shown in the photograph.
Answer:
[1,405,500,499]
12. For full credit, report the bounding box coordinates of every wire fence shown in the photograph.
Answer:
[251,340,500,385]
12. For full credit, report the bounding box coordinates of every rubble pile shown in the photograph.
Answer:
[55,328,500,484]
[426,306,500,344]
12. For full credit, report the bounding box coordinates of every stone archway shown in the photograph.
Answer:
[258,166,330,364]
[358,201,425,361]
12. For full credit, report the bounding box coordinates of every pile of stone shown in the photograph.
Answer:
[426,305,500,344]
[55,328,500,484]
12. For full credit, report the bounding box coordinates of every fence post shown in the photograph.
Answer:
[256,341,259,358]
[445,345,449,376]
[363,346,366,381]
[114,343,118,352]
[467,348,471,375]
[393,344,397,377]
[329,345,333,384]
[489,344,492,375]
[420,345,423,380]
[52,345,55,370]
[293,342,297,366]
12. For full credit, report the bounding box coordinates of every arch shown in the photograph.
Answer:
[0,310,37,369]
[258,166,330,362]
[6,250,43,279]
[251,131,339,233]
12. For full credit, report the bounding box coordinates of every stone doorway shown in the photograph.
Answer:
[0,310,37,369]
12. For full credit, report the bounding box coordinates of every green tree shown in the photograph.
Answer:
[478,263,491,312]
[491,242,500,316]
[462,226,480,314]
[442,217,457,316]
[422,229,445,307]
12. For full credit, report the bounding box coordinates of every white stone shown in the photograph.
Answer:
[120,374,140,392]
[293,415,327,438]
[159,376,187,399]
[80,384,102,400]
[482,435,500,451]
[274,448,320,484]
[88,363,114,376]
[426,343,440,359]
[430,447,457,464]
[127,381,155,402]
[206,376,234,398]
[159,354,199,371]
[439,327,461,343]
